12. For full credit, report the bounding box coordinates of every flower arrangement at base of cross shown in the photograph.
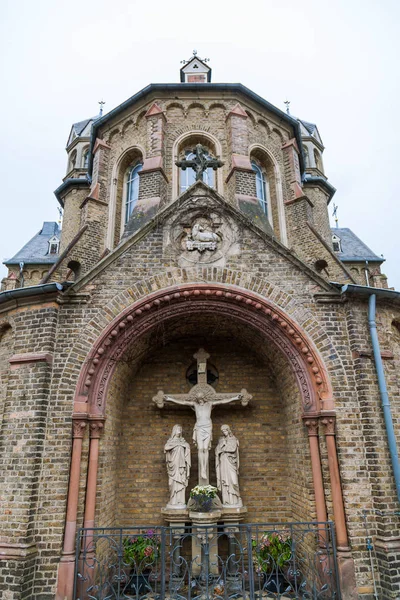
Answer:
[252,529,292,575]
[189,485,219,512]
[123,530,160,574]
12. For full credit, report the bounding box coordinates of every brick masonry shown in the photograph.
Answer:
[0,87,398,600]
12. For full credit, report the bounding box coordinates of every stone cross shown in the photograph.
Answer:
[153,348,251,485]
[175,144,224,182]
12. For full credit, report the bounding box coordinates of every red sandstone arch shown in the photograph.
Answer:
[73,283,334,417]
[57,284,348,600]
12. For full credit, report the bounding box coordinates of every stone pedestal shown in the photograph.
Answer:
[162,507,189,584]
[221,506,248,594]
[189,510,221,577]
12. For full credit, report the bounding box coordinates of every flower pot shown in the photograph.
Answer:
[260,571,291,594]
[127,570,151,595]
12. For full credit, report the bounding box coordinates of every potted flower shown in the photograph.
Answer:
[123,530,160,593]
[252,529,292,593]
[189,485,219,512]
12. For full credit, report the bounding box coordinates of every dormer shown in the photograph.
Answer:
[180,51,211,83]
[332,233,342,253]
[48,235,60,255]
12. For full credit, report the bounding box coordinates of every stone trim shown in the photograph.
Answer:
[93,138,111,154]
[0,542,38,560]
[9,352,53,367]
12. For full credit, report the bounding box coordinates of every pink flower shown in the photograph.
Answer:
[144,546,153,557]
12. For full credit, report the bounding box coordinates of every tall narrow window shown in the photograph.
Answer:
[83,149,89,168]
[252,161,268,215]
[180,151,215,193]
[125,163,142,223]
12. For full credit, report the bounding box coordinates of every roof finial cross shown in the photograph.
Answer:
[98,99,105,117]
[284,99,291,115]
[332,203,339,228]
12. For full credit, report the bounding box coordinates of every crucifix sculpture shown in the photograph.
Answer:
[175,144,224,182]
[153,349,251,485]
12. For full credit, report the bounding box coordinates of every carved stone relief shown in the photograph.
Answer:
[163,195,240,267]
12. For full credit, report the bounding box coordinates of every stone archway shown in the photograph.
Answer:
[56,283,349,599]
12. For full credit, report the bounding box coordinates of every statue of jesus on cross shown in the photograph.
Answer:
[153,349,252,485]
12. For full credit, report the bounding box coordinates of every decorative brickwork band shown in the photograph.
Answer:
[320,414,349,549]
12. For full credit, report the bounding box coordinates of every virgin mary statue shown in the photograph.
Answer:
[215,424,243,507]
[164,425,191,508]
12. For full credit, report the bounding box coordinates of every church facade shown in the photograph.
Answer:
[0,54,399,599]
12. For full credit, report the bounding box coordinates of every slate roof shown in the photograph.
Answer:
[4,222,61,265]
[332,227,384,263]
[72,117,94,136]
[299,119,317,135]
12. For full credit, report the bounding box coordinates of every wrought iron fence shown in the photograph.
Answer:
[74,521,340,599]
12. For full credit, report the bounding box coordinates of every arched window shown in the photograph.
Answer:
[125,163,142,223]
[68,150,77,172]
[314,149,323,172]
[180,150,215,194]
[303,145,310,168]
[251,161,268,215]
[83,149,89,169]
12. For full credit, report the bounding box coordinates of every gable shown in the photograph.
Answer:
[67,182,334,297]
[181,59,209,74]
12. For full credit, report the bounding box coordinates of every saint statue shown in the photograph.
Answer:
[215,424,242,507]
[164,424,191,508]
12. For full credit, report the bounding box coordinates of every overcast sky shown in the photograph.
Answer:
[1,0,399,289]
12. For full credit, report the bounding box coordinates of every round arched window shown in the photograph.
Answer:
[125,163,142,223]
[251,161,268,215]
[180,150,215,193]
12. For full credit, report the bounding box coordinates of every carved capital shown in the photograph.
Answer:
[89,418,105,439]
[72,416,87,439]
[303,418,319,437]
[321,415,336,436]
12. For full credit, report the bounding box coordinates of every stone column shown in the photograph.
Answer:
[303,417,328,545]
[320,414,348,549]
[83,417,105,533]
[321,414,358,600]
[56,416,87,600]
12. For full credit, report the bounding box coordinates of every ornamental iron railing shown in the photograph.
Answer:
[74,521,340,599]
